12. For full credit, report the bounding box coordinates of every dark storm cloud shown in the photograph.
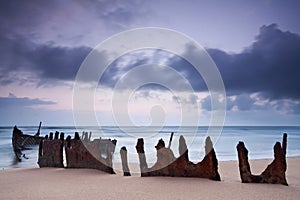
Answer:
[29,44,91,81]
[1,21,299,105]
[125,24,300,102]
[207,24,300,100]
[172,24,300,114]
[0,0,150,85]
[0,35,91,84]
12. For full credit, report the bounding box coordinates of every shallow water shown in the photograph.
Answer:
[1,126,299,169]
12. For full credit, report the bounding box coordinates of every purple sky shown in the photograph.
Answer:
[0,0,300,126]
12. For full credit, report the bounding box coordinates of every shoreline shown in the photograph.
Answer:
[1,157,299,199]
[2,155,300,172]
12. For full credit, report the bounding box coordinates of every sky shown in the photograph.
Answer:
[0,0,300,126]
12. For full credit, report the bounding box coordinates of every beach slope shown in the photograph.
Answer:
[0,157,299,200]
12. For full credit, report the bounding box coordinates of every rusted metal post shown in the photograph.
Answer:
[120,146,131,176]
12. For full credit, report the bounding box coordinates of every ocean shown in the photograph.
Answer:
[1,126,300,170]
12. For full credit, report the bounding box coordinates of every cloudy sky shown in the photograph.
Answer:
[0,0,300,126]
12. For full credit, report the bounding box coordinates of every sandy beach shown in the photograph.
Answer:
[0,157,299,200]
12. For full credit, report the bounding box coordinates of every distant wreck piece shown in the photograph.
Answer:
[236,133,288,186]
[120,146,131,176]
[65,134,117,174]
[12,122,44,161]
[38,131,117,174]
[135,135,221,181]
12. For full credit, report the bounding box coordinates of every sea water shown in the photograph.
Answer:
[0,126,300,169]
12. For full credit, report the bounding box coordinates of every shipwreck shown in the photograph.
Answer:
[38,131,117,174]
[12,122,44,161]
[237,133,288,185]
[131,133,221,180]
